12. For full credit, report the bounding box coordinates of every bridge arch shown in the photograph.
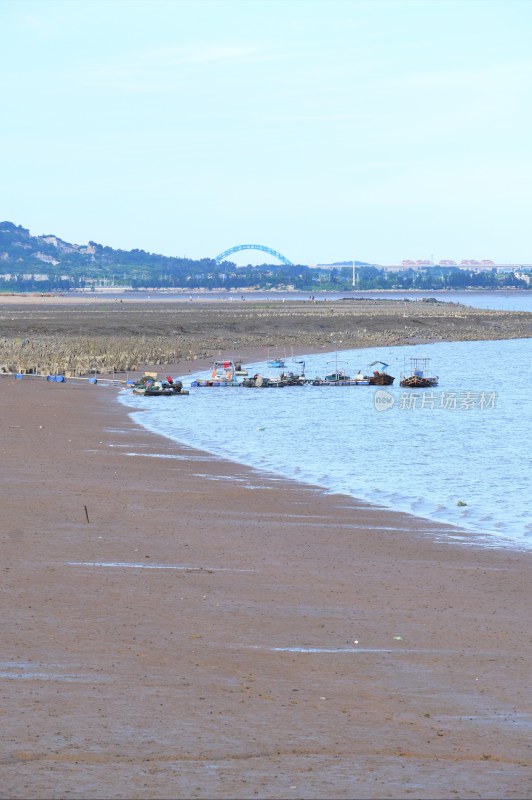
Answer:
[215,244,293,266]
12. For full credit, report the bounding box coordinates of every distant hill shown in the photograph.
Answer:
[0,221,315,291]
[0,221,96,269]
[0,221,216,281]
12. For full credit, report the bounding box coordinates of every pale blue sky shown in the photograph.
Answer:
[2,0,531,265]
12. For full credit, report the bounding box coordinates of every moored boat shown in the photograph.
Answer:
[266,350,287,369]
[132,375,189,396]
[400,358,438,388]
[324,369,350,383]
[366,361,395,385]
[315,366,369,386]
[242,373,286,388]
[279,359,307,386]
[190,359,243,387]
[267,357,286,369]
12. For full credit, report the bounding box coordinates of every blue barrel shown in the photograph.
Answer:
[15,373,24,379]
[55,375,65,383]
[88,377,98,384]
[47,375,56,382]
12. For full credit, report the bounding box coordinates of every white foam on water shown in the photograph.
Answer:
[190,473,248,482]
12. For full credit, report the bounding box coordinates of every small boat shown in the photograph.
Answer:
[267,357,286,369]
[242,373,286,388]
[266,350,287,369]
[366,361,395,386]
[313,345,369,386]
[143,385,188,396]
[132,376,189,396]
[322,354,353,384]
[324,369,351,383]
[400,358,438,388]
[279,359,307,386]
[312,373,370,386]
[190,360,242,387]
[319,363,370,386]
[243,356,307,388]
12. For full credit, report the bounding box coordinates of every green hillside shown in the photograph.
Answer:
[0,222,528,292]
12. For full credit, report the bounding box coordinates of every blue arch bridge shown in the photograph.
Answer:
[215,244,293,266]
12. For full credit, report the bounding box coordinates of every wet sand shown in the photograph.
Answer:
[0,375,530,799]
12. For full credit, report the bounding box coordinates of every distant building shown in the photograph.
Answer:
[0,273,49,280]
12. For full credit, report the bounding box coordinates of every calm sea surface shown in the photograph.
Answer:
[119,337,532,551]
[84,289,532,312]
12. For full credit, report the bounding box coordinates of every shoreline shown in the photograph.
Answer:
[122,335,529,554]
[5,332,531,553]
[118,382,528,556]
[1,376,530,798]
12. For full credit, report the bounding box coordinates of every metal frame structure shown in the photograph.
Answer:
[215,244,293,266]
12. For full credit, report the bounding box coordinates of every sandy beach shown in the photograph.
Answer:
[1,371,530,800]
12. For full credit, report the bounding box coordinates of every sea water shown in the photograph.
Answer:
[119,337,532,551]
[89,289,532,312]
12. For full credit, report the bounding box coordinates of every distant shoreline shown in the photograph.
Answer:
[0,285,530,298]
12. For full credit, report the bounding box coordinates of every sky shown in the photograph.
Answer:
[1,0,532,266]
